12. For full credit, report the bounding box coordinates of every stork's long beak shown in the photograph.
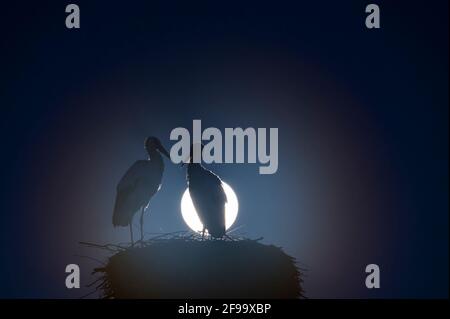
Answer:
[158,144,171,160]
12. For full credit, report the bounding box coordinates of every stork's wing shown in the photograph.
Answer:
[116,160,147,192]
[208,172,228,204]
[191,168,228,204]
[113,160,148,226]
[188,168,228,237]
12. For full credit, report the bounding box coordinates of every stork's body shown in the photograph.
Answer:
[187,162,227,238]
[113,137,170,245]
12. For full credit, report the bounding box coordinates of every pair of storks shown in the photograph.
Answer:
[112,137,227,244]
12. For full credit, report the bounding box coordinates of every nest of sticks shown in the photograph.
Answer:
[80,232,304,299]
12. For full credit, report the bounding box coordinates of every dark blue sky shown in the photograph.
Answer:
[0,1,448,298]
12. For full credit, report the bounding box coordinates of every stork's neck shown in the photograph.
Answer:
[147,148,163,163]
[187,162,203,178]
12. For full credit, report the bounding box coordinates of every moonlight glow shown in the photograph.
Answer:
[181,182,239,233]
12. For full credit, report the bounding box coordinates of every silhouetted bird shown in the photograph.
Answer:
[113,137,170,245]
[184,144,228,239]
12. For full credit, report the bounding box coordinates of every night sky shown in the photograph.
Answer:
[0,1,448,298]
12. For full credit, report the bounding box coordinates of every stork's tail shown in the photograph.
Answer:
[112,196,135,227]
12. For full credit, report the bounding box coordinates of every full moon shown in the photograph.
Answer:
[181,182,239,233]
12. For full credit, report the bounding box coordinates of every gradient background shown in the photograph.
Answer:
[0,1,448,298]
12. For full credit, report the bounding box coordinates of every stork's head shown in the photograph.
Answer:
[145,136,170,158]
[182,143,204,166]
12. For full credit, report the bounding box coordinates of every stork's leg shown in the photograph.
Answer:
[139,206,145,244]
[130,223,134,247]
[201,227,206,240]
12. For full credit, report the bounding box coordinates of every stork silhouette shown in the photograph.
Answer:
[113,137,170,245]
[184,144,228,239]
